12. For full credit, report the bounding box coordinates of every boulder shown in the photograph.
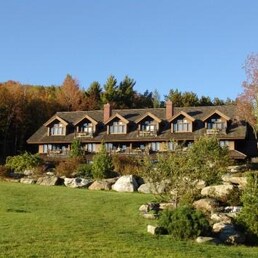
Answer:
[194,179,206,190]
[37,176,64,186]
[193,198,220,213]
[112,175,138,192]
[64,177,93,188]
[138,181,167,194]
[147,225,166,235]
[23,169,34,176]
[227,165,247,173]
[143,213,157,219]
[88,178,117,191]
[138,183,152,194]
[196,236,219,244]
[213,222,245,244]
[201,185,234,200]
[159,202,175,210]
[20,177,36,184]
[139,204,149,213]
[222,174,247,188]
[224,206,242,213]
[210,213,232,224]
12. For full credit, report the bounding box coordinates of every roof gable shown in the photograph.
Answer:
[74,114,98,126]
[169,111,195,123]
[104,113,129,125]
[135,112,162,124]
[44,115,69,127]
[202,109,230,122]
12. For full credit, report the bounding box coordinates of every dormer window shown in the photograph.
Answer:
[173,118,191,132]
[105,113,129,135]
[202,110,230,135]
[169,111,195,133]
[135,112,161,137]
[141,120,157,132]
[79,122,93,134]
[207,118,226,130]
[50,123,65,136]
[110,121,126,134]
[74,115,98,138]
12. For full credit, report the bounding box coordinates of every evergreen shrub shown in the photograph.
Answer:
[158,205,211,240]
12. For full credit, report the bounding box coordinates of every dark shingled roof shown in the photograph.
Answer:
[27,105,246,144]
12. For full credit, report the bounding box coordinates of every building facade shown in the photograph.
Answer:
[27,101,257,160]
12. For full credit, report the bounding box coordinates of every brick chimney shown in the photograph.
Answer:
[166,100,174,120]
[104,103,112,122]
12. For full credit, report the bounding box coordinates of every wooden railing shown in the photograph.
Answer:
[75,132,93,138]
[137,130,157,137]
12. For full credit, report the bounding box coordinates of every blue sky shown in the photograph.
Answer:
[1,0,258,101]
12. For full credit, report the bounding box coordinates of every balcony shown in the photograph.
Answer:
[138,130,157,137]
[75,132,93,138]
[47,149,69,158]
[206,128,226,135]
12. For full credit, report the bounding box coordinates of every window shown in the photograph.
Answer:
[43,144,66,153]
[85,143,96,153]
[141,120,156,132]
[168,141,177,151]
[208,118,226,130]
[219,140,229,148]
[173,119,191,132]
[105,143,113,151]
[50,123,65,135]
[80,122,93,133]
[43,144,52,153]
[151,142,160,151]
[110,121,126,134]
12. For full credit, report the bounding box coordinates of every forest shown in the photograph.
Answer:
[0,74,235,161]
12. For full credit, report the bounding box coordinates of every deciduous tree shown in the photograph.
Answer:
[236,53,258,131]
[57,74,86,111]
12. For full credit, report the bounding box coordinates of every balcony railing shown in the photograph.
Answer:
[47,149,70,157]
[75,132,93,138]
[206,128,226,135]
[138,130,157,137]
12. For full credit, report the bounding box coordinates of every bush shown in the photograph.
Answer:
[70,139,83,158]
[55,157,83,177]
[158,205,211,240]
[76,163,92,178]
[0,165,9,178]
[92,144,114,179]
[112,155,143,176]
[237,173,258,238]
[5,152,42,173]
[187,136,230,185]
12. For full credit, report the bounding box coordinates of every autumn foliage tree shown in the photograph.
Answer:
[236,53,258,131]
[56,74,86,111]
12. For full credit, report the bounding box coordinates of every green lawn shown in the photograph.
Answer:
[0,182,258,258]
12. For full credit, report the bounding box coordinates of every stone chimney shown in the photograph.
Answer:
[166,100,174,120]
[104,103,112,122]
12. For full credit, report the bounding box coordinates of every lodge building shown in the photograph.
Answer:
[27,101,257,160]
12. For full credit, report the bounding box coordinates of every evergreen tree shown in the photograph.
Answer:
[92,143,114,179]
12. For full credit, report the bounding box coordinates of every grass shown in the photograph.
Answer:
[0,182,258,258]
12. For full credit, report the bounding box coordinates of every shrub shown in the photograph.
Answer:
[158,205,211,240]
[112,155,143,176]
[187,135,230,185]
[92,143,114,179]
[237,173,258,238]
[76,163,92,178]
[0,165,9,178]
[5,152,42,173]
[55,157,83,177]
[70,139,83,158]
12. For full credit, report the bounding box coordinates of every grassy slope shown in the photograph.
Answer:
[0,182,258,258]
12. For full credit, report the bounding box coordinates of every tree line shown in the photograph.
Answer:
[0,74,234,160]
